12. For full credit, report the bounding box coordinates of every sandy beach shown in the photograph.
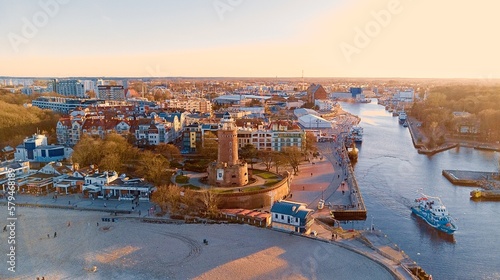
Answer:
[0,206,395,280]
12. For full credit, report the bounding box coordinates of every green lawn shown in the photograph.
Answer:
[252,170,280,180]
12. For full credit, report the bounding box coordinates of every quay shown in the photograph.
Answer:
[291,113,367,221]
[474,145,500,152]
[417,143,458,155]
[442,170,500,187]
[470,189,500,200]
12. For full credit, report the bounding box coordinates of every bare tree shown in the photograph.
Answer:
[271,151,287,174]
[201,188,220,218]
[240,144,257,168]
[258,150,274,171]
[283,146,302,175]
[151,184,181,214]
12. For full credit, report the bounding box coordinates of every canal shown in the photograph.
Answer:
[340,100,500,280]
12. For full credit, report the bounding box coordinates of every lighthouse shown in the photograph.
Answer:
[207,112,248,187]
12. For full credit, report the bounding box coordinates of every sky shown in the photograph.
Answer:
[1,0,499,79]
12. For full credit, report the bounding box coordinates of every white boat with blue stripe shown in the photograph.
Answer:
[411,193,457,234]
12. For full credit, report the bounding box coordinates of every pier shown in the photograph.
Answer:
[290,114,367,221]
[442,170,500,187]
[330,144,367,220]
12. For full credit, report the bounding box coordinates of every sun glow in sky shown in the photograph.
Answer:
[1,0,499,78]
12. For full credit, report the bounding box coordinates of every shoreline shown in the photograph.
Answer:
[407,116,500,155]
[0,206,399,279]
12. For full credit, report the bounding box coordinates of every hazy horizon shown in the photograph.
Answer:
[1,0,499,79]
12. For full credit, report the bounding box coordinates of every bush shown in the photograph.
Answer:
[175,175,190,184]
[183,160,209,172]
[170,160,183,169]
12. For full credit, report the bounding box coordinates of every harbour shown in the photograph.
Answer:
[340,99,500,280]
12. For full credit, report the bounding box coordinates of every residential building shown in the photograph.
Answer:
[237,121,305,152]
[165,98,212,113]
[182,123,203,153]
[97,85,125,101]
[270,200,314,233]
[55,79,86,97]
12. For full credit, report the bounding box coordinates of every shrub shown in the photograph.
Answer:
[175,175,190,184]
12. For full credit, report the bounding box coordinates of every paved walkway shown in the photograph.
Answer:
[6,193,156,218]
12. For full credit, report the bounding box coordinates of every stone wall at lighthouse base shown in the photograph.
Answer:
[207,161,249,187]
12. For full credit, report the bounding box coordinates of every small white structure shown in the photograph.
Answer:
[271,200,314,233]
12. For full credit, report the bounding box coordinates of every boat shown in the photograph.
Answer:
[347,146,358,162]
[348,126,363,143]
[398,111,407,124]
[411,193,457,234]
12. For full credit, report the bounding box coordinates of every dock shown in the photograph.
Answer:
[417,143,458,155]
[442,170,499,187]
[470,189,500,200]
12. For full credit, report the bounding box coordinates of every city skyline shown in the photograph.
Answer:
[1,0,499,79]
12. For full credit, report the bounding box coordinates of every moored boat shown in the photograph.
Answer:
[398,111,407,124]
[411,193,457,234]
[348,126,363,143]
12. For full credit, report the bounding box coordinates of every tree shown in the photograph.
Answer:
[155,143,181,161]
[271,151,287,173]
[283,146,302,175]
[201,188,220,218]
[99,153,122,172]
[151,184,179,214]
[303,131,318,160]
[197,131,218,162]
[240,144,257,168]
[71,135,103,167]
[136,151,169,186]
[258,150,274,171]
[180,187,198,215]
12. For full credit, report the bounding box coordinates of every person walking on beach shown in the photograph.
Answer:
[54,232,57,238]
[47,234,50,239]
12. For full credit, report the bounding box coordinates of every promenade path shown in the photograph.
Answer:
[5,193,156,218]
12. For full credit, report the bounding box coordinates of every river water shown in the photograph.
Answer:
[340,100,500,280]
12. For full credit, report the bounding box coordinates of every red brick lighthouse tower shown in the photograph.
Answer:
[207,112,248,187]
